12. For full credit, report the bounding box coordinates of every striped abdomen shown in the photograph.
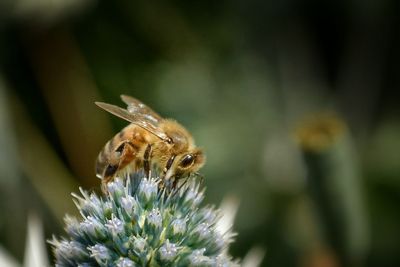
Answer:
[95,124,147,182]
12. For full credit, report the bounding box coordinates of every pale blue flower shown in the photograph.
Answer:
[50,171,238,266]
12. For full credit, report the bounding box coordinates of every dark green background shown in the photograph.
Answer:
[0,0,399,266]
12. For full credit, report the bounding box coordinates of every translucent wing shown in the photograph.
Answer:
[95,102,169,141]
[120,95,162,124]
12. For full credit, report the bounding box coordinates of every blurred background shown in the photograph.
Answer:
[0,0,399,266]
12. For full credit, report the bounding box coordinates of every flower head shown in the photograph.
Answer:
[50,171,238,266]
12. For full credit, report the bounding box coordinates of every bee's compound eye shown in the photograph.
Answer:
[180,154,194,168]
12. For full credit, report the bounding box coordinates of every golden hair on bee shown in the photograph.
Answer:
[95,95,205,191]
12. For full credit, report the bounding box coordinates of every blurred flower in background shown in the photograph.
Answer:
[0,0,400,266]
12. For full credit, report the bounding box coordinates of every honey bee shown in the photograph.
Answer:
[95,95,205,191]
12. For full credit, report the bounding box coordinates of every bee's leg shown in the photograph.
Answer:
[171,177,189,197]
[143,144,152,178]
[162,155,176,177]
[158,180,165,192]
[115,140,138,170]
[101,164,119,193]
[116,140,137,156]
[171,173,203,197]
[172,177,178,188]
[101,141,137,194]
[101,180,110,193]
[161,155,176,190]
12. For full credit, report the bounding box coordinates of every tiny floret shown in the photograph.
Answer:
[89,244,111,262]
[158,239,179,261]
[81,216,106,239]
[138,177,158,202]
[120,195,136,214]
[116,257,135,267]
[105,216,124,235]
[184,186,204,206]
[107,178,124,196]
[147,208,162,228]
[132,236,147,253]
[194,222,212,240]
[171,218,186,235]
[189,248,212,266]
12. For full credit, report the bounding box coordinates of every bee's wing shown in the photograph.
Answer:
[95,102,169,141]
[120,95,162,124]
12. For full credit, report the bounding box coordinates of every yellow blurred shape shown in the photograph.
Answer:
[294,113,346,153]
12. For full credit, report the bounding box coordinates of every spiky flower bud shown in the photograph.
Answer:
[50,171,238,266]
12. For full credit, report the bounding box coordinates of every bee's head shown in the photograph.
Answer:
[164,148,205,180]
